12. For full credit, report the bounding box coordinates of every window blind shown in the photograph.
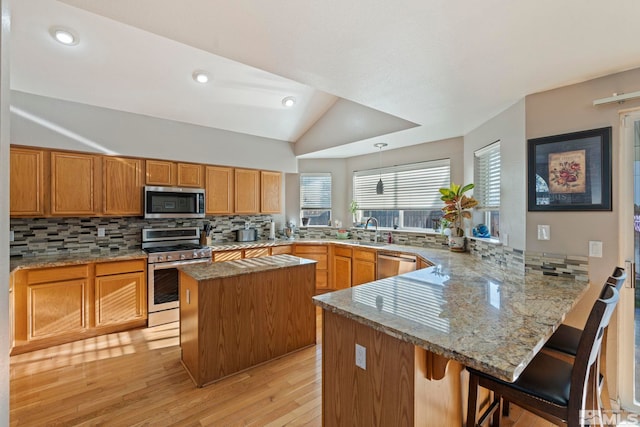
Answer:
[300,173,332,209]
[353,159,450,210]
[474,141,501,210]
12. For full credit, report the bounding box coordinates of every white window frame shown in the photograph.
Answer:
[300,173,332,227]
[474,140,501,237]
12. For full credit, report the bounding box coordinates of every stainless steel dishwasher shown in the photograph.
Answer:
[377,252,417,279]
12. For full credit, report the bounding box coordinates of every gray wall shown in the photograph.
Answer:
[464,99,526,250]
[525,66,640,396]
[1,0,11,422]
[11,90,299,173]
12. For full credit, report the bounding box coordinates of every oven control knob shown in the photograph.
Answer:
[157,256,164,262]
[167,255,173,261]
[193,251,199,258]
[180,254,186,260]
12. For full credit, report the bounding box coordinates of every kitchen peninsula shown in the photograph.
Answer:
[178,254,316,387]
[313,251,589,426]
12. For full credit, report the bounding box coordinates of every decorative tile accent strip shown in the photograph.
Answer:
[10,215,275,258]
[525,251,589,282]
[468,238,525,274]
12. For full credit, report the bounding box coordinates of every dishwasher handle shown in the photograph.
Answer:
[377,253,417,263]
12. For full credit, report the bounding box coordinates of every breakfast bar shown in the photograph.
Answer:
[312,251,589,426]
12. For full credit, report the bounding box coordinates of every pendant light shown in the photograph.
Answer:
[374,143,387,195]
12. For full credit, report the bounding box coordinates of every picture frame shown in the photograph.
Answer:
[527,126,612,211]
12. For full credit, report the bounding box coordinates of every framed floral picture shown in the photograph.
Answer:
[527,127,612,211]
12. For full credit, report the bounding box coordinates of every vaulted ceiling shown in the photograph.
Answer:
[10,0,640,158]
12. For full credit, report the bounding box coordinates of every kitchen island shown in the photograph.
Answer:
[178,254,316,387]
[312,250,589,426]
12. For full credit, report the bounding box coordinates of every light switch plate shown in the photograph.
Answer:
[355,344,366,370]
[97,228,106,237]
[9,230,14,242]
[537,225,550,240]
[589,241,603,258]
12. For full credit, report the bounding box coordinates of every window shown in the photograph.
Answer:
[353,159,450,230]
[300,173,332,226]
[474,141,501,237]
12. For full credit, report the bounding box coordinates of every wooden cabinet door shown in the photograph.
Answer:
[177,163,203,188]
[260,171,281,213]
[205,166,233,214]
[353,259,376,286]
[235,168,260,214]
[103,157,144,216]
[295,245,328,290]
[10,147,46,217]
[51,151,99,216]
[145,159,175,186]
[95,271,146,326]
[27,278,89,339]
[333,256,352,289]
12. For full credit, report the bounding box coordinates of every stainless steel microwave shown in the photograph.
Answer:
[144,186,205,219]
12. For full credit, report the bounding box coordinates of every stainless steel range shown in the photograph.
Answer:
[142,227,211,327]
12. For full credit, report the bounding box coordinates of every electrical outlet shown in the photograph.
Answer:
[9,230,14,242]
[589,241,603,258]
[355,344,366,370]
[97,228,106,237]
[537,225,550,240]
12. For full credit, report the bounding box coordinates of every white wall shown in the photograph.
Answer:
[464,99,526,250]
[1,0,11,423]
[525,66,640,397]
[10,90,299,173]
[286,158,348,227]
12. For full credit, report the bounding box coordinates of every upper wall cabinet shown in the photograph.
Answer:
[177,163,203,188]
[260,171,282,214]
[145,160,175,186]
[103,157,144,216]
[10,147,46,217]
[51,151,101,216]
[235,168,260,214]
[205,166,234,214]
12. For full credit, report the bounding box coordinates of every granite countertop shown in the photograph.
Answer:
[10,249,148,273]
[312,250,589,382]
[179,254,317,281]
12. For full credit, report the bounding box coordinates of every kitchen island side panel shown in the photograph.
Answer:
[180,262,316,387]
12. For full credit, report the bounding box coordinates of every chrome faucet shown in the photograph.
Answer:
[364,217,379,242]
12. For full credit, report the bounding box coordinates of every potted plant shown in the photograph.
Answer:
[439,182,478,252]
[349,200,360,225]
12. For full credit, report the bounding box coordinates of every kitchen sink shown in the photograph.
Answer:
[350,241,388,247]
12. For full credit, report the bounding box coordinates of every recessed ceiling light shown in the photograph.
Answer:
[49,27,79,46]
[282,96,296,107]
[192,71,210,84]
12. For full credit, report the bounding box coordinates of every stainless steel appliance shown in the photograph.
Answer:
[236,228,257,242]
[377,252,417,279]
[142,227,211,326]
[144,186,205,219]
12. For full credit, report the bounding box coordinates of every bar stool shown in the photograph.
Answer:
[466,285,620,427]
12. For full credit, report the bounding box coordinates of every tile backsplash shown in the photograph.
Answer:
[10,215,275,258]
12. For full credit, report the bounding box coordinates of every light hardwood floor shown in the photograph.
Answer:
[11,309,555,426]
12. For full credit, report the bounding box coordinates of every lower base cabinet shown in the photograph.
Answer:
[11,258,147,355]
[95,259,146,327]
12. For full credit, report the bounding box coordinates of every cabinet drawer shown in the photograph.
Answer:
[295,245,327,254]
[298,253,327,270]
[353,249,376,262]
[27,265,89,285]
[270,245,292,255]
[244,248,269,258]
[95,259,146,276]
[334,246,352,257]
[212,250,242,262]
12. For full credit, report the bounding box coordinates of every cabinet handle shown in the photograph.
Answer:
[625,260,636,289]
[186,289,191,304]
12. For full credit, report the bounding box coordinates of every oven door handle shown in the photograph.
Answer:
[149,258,210,269]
